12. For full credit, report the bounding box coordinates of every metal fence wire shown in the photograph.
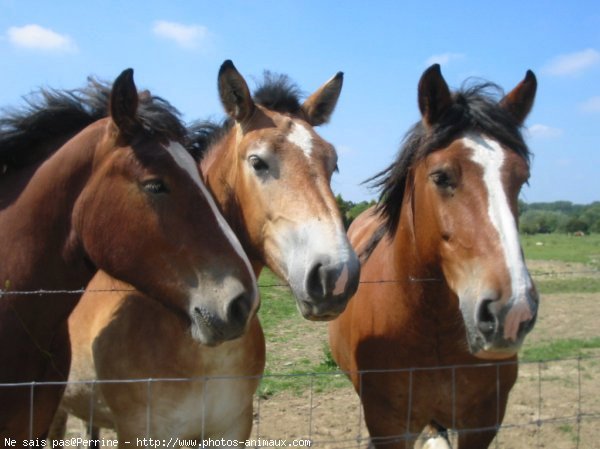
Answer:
[1,272,599,448]
[1,356,599,448]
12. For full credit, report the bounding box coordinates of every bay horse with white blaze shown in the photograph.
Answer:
[329,64,538,448]
[0,69,258,442]
[50,60,359,444]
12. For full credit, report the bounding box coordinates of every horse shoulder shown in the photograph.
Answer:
[347,205,381,250]
[329,207,382,374]
[68,271,127,378]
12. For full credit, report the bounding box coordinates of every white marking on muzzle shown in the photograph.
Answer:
[464,134,533,341]
[279,218,353,296]
[287,121,313,158]
[164,141,257,294]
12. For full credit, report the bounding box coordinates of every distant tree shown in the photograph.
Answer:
[518,199,528,216]
[519,210,568,234]
[527,201,583,215]
[348,201,375,222]
[579,204,600,234]
[516,199,600,234]
[565,218,589,234]
[335,194,354,229]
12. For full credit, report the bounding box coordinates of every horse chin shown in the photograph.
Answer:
[473,348,518,360]
[466,329,521,360]
[293,296,347,321]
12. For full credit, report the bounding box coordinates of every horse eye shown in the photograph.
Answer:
[249,155,269,172]
[143,179,168,194]
[430,171,453,189]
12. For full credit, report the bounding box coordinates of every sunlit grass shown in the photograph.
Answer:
[521,233,600,269]
[521,337,600,362]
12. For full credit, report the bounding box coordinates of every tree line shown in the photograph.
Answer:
[518,200,600,234]
[336,195,600,234]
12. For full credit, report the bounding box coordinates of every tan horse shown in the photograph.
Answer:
[329,64,538,448]
[0,69,257,442]
[50,60,359,445]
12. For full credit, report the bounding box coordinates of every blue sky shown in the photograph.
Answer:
[1,1,599,204]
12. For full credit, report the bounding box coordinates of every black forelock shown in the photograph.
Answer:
[185,119,233,161]
[370,80,532,236]
[185,71,306,158]
[253,71,303,114]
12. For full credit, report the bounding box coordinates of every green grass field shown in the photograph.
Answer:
[521,233,600,268]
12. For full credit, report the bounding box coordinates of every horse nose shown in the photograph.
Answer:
[225,290,254,332]
[304,257,360,317]
[475,294,537,343]
[306,262,328,300]
[306,261,354,300]
[476,298,498,337]
[221,278,258,339]
[191,276,258,345]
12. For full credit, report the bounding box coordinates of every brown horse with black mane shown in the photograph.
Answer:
[0,69,257,441]
[49,61,359,443]
[329,64,538,448]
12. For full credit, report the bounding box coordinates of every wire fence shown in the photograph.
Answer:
[1,355,599,448]
[1,267,599,296]
[1,270,599,448]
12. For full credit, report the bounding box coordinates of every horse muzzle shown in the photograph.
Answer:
[295,256,361,321]
[188,277,259,345]
[465,290,538,359]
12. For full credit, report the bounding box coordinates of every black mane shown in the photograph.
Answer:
[81,79,187,144]
[371,81,532,236]
[186,71,304,158]
[0,78,186,170]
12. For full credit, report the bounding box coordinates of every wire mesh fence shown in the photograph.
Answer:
[1,270,599,448]
[1,355,599,448]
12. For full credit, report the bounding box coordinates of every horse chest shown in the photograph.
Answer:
[154,333,261,438]
[146,372,257,439]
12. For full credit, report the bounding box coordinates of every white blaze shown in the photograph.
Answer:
[164,141,257,292]
[287,121,313,157]
[463,134,533,340]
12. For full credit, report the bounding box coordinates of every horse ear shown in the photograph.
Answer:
[218,60,255,124]
[418,64,452,127]
[301,72,343,126]
[500,70,537,125]
[109,68,140,139]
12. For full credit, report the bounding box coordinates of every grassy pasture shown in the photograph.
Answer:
[521,233,600,268]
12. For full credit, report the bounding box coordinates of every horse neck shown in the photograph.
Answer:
[392,200,456,314]
[0,123,103,294]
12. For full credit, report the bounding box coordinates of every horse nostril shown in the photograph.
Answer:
[477,299,497,335]
[306,263,326,300]
[226,292,252,328]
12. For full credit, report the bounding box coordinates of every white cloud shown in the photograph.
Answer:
[527,124,563,140]
[541,48,600,76]
[579,96,600,113]
[7,24,76,52]
[153,20,209,49]
[425,52,465,67]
